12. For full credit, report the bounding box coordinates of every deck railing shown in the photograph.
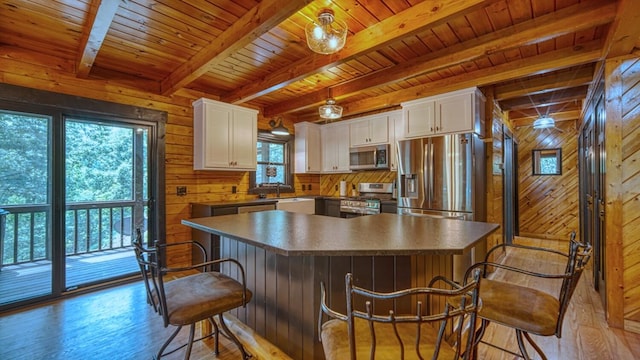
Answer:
[0,201,145,267]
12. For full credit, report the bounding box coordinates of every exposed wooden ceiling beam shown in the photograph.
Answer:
[76,0,121,78]
[494,66,594,101]
[500,86,589,111]
[159,0,309,96]
[222,0,494,104]
[336,40,603,117]
[264,0,615,117]
[603,0,640,58]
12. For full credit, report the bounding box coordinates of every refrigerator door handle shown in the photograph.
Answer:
[423,141,429,206]
[428,142,434,205]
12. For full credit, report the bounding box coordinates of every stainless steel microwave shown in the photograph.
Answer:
[349,144,390,170]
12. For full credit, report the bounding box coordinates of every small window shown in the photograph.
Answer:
[532,148,562,175]
[250,132,293,195]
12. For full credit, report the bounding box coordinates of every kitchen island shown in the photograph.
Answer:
[181,210,498,360]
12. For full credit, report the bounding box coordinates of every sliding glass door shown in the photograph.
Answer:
[0,109,155,308]
[64,119,149,289]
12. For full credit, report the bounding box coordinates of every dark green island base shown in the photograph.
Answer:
[181,210,499,360]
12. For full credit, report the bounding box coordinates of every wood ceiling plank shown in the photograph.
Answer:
[160,0,308,96]
[448,16,477,42]
[118,1,218,43]
[136,0,232,33]
[2,3,84,42]
[114,7,211,51]
[264,0,614,117]
[222,0,495,104]
[485,0,513,30]
[339,39,602,116]
[509,0,534,23]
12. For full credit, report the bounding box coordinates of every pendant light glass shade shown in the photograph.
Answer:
[533,115,555,129]
[319,98,343,119]
[305,9,347,55]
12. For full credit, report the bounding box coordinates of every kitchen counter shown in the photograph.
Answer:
[182,210,496,256]
[181,211,498,359]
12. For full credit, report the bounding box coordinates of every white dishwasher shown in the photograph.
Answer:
[237,204,276,213]
[276,198,315,214]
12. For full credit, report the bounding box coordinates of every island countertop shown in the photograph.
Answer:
[181,210,499,256]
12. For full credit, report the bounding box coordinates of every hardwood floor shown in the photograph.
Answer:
[0,237,638,359]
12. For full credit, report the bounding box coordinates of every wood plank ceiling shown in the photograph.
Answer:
[1,0,638,128]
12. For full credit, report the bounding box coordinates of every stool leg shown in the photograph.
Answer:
[515,329,532,360]
[208,317,220,355]
[183,324,196,360]
[156,325,182,359]
[523,331,547,360]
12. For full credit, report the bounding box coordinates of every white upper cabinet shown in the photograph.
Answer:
[349,114,388,146]
[193,98,258,171]
[401,87,485,138]
[321,122,350,173]
[403,100,436,137]
[294,122,322,173]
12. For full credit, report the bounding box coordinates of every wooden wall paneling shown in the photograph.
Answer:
[603,56,626,329]
[515,120,579,240]
[619,57,640,328]
[486,95,506,262]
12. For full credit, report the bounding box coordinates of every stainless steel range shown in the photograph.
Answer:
[339,182,394,217]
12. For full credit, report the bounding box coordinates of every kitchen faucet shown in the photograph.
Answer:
[276,182,281,198]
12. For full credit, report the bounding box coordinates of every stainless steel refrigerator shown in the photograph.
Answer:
[396,133,485,221]
[396,133,486,281]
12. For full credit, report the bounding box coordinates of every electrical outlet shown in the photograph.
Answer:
[232,185,237,194]
[302,184,306,191]
[309,184,312,190]
[176,186,187,196]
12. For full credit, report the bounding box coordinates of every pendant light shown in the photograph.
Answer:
[319,98,343,120]
[305,9,347,55]
[532,115,555,129]
[269,117,289,136]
